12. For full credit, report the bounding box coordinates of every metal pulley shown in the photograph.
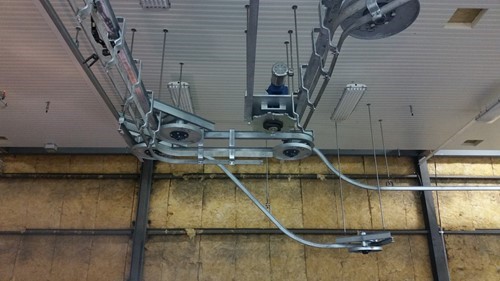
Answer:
[335,232,394,254]
[158,120,203,145]
[341,0,420,40]
[273,141,312,160]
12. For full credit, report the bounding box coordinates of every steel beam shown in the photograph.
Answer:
[129,160,154,281]
[418,159,451,281]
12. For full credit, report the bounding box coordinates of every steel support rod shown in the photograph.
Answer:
[129,160,154,281]
[244,0,259,122]
[418,159,451,281]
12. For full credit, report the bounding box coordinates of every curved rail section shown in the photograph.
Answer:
[313,148,500,191]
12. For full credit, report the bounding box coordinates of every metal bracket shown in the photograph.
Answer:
[366,0,383,21]
[336,231,393,254]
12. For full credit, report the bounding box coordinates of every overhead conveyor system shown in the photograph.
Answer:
[61,0,420,166]
[41,0,499,253]
[41,0,500,251]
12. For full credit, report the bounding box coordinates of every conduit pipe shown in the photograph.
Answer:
[216,162,351,249]
[313,148,500,191]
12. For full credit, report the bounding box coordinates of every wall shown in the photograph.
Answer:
[0,155,139,281]
[0,154,498,280]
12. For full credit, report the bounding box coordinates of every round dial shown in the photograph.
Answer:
[272,62,288,77]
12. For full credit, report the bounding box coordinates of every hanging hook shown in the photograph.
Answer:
[74,26,81,48]
[130,28,137,55]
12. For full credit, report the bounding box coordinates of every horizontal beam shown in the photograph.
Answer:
[1,228,499,236]
[2,147,130,154]
[0,174,139,179]
[4,172,500,181]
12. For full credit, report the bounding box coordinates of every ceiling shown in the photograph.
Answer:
[1,0,500,152]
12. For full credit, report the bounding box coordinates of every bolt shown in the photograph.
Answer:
[370,23,376,28]
[391,12,396,17]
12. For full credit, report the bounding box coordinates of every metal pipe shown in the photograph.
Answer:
[148,228,427,236]
[0,173,138,179]
[314,147,500,191]
[158,29,168,101]
[288,30,295,94]
[244,0,259,122]
[215,161,351,249]
[152,173,418,180]
[1,228,498,236]
[0,229,132,236]
[292,5,301,90]
[285,41,290,88]
[5,172,496,181]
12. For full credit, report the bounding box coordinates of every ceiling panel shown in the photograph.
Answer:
[1,0,499,152]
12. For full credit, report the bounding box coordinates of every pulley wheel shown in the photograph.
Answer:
[158,122,203,145]
[273,142,312,161]
[341,0,420,40]
[348,246,383,254]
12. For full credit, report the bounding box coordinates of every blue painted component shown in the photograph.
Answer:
[266,84,288,95]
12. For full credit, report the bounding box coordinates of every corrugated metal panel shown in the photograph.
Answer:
[1,0,499,151]
[0,0,125,147]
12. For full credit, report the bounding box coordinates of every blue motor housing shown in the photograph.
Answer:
[266,84,289,95]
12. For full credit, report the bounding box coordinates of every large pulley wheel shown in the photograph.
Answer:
[341,0,420,40]
[158,122,203,145]
[273,142,312,161]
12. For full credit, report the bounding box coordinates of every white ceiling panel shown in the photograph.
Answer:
[1,0,499,152]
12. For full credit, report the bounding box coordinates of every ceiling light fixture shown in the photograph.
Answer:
[330,83,367,122]
[476,99,500,124]
[167,62,194,114]
[139,0,171,9]
[167,81,194,114]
